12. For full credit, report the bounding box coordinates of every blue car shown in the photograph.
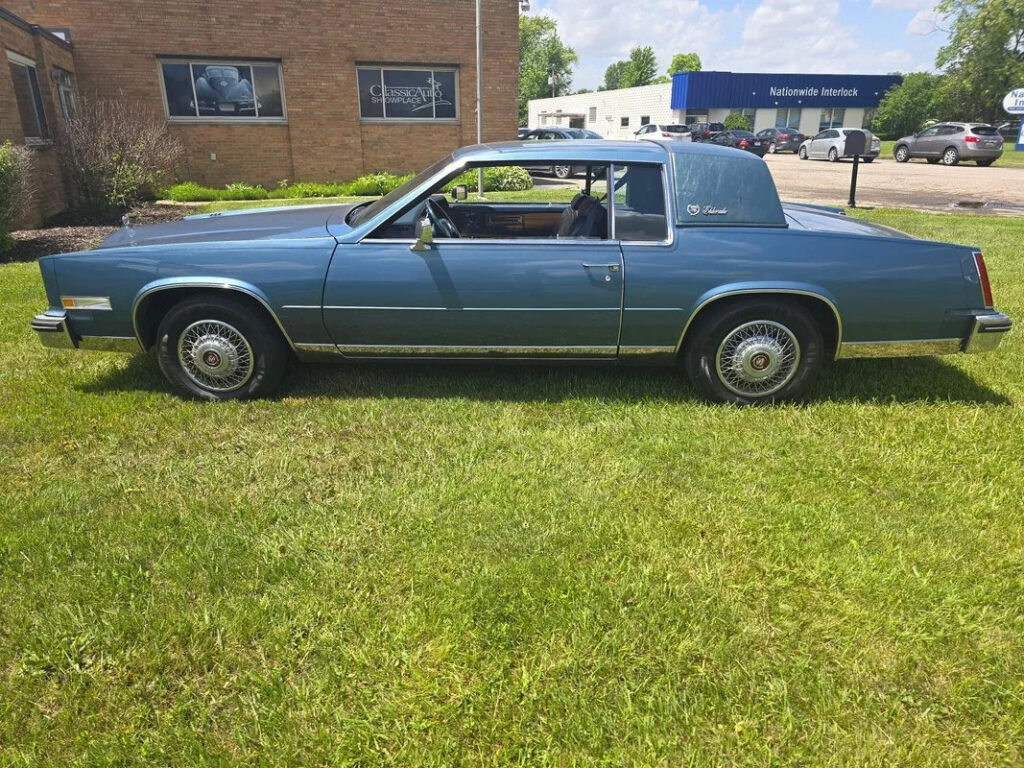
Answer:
[32,140,1011,404]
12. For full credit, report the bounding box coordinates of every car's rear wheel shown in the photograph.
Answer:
[894,145,910,162]
[828,147,839,162]
[156,295,288,401]
[977,159,995,167]
[767,142,777,154]
[798,146,808,159]
[553,165,572,179]
[862,157,874,163]
[942,146,960,166]
[683,299,823,405]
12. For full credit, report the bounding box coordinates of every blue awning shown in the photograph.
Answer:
[671,71,903,110]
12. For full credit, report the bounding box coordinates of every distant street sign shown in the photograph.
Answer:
[1003,88,1024,114]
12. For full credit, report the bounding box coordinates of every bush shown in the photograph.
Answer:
[59,96,184,222]
[163,182,224,202]
[723,112,751,131]
[0,142,34,252]
[444,165,533,193]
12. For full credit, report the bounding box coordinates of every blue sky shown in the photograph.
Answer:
[527,0,947,91]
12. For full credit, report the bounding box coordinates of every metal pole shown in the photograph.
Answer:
[848,154,859,208]
[475,0,485,199]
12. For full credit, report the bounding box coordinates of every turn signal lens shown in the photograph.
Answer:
[973,252,994,308]
[61,296,112,310]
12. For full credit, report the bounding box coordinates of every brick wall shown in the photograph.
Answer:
[0,10,74,225]
[5,0,519,187]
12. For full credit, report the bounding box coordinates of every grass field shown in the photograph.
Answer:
[878,139,1024,167]
[1,209,1022,765]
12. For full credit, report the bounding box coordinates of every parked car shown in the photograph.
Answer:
[798,128,881,162]
[893,123,1005,166]
[632,124,692,142]
[32,140,1011,405]
[688,121,725,142]
[520,128,602,177]
[755,127,807,154]
[517,127,531,139]
[709,130,768,156]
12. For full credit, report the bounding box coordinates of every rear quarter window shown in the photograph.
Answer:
[671,152,786,227]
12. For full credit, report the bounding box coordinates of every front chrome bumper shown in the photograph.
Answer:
[963,311,1012,354]
[32,310,140,352]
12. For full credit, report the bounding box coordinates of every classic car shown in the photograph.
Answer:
[31,140,1012,405]
[192,65,258,116]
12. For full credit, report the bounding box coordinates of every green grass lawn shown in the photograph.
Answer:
[878,139,1024,167]
[1,210,1022,765]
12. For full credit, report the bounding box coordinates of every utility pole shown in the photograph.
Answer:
[475,0,485,199]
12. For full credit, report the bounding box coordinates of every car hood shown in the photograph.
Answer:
[782,204,915,239]
[98,203,356,249]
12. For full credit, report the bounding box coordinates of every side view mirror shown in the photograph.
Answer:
[411,217,434,252]
[451,185,468,201]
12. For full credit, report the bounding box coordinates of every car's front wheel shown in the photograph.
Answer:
[552,165,572,179]
[894,145,910,162]
[828,147,839,162]
[156,295,288,401]
[767,142,777,154]
[798,146,808,159]
[942,147,960,166]
[683,299,823,405]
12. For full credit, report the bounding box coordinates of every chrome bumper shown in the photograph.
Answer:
[963,312,1012,354]
[32,310,140,352]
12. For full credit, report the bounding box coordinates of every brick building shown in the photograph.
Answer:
[1,0,518,220]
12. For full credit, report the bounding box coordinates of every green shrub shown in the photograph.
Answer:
[723,112,751,131]
[443,166,533,193]
[0,142,33,253]
[344,172,412,196]
[162,182,224,202]
[223,182,268,200]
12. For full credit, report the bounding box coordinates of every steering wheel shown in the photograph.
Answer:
[424,198,460,239]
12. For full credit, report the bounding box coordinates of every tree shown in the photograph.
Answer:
[724,112,751,131]
[668,52,702,74]
[518,15,578,124]
[935,0,1024,123]
[601,60,630,91]
[624,46,658,87]
[871,72,949,139]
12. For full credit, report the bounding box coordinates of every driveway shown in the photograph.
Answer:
[765,153,1024,215]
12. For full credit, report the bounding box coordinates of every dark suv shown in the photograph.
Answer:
[688,122,725,142]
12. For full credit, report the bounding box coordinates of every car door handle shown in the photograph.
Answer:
[581,263,620,272]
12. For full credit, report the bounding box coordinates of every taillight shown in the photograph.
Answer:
[964,135,979,143]
[974,251,994,308]
[660,132,671,138]
[739,139,749,147]
[778,133,790,140]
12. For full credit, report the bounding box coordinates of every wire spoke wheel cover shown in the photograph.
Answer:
[715,320,801,397]
[177,320,254,392]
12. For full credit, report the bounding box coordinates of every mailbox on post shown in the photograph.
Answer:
[844,129,868,207]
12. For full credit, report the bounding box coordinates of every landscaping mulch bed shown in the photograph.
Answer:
[1,204,191,264]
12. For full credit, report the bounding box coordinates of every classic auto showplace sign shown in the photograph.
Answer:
[357,66,458,120]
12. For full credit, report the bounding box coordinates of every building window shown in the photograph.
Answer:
[775,108,800,130]
[357,65,458,121]
[640,115,650,126]
[683,112,708,125]
[159,59,285,120]
[540,115,548,125]
[621,116,629,127]
[588,106,597,123]
[7,52,49,142]
[819,107,845,131]
[54,67,76,123]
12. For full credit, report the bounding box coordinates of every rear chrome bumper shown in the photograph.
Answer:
[32,310,140,352]
[963,311,1012,354]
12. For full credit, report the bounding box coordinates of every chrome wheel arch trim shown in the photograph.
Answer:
[674,287,843,359]
[131,279,298,352]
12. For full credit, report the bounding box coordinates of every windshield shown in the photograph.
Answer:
[347,154,454,226]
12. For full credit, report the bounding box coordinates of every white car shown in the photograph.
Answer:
[632,124,692,142]
[798,127,880,162]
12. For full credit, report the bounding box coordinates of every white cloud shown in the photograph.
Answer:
[870,0,932,10]
[907,8,943,35]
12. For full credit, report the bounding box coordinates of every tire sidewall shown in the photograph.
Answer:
[684,300,823,405]
[828,148,839,162]
[156,297,287,401]
[799,146,808,159]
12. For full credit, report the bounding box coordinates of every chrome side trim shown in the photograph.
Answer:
[131,283,298,352]
[322,305,620,312]
[964,312,1012,354]
[78,336,143,353]
[337,344,617,357]
[836,338,960,359]
[674,289,843,358]
[294,342,342,354]
[31,311,75,350]
[618,346,676,356]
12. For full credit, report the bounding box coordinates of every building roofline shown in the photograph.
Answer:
[0,6,73,49]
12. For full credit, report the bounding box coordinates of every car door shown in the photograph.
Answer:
[321,185,623,358]
[913,126,942,157]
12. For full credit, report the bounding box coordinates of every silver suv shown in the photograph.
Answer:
[893,123,1005,166]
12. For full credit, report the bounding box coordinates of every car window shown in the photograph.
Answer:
[665,125,687,133]
[918,127,939,137]
[611,164,668,241]
[942,125,963,135]
[970,125,999,136]
[812,131,828,140]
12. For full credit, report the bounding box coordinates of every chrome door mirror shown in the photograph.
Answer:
[411,217,434,252]
[451,184,468,201]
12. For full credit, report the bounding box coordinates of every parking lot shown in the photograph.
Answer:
[764,152,1024,215]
